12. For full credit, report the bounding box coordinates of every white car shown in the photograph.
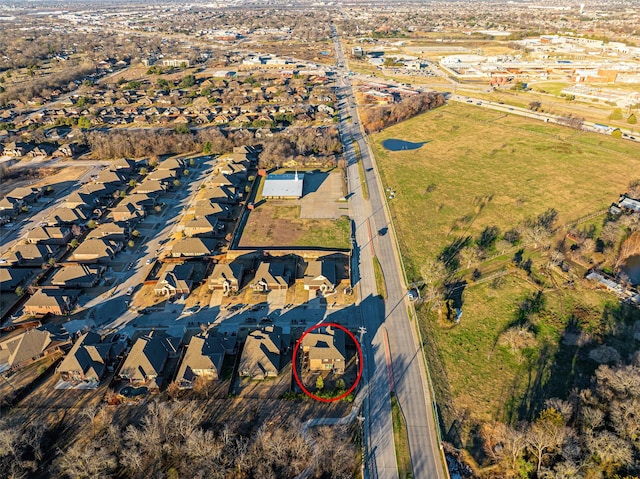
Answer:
[146,258,153,265]
[126,286,134,295]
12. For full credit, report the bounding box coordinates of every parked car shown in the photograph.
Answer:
[126,286,134,295]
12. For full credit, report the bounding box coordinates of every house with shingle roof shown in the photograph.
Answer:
[184,215,219,237]
[118,331,179,386]
[50,264,105,288]
[26,226,72,245]
[238,326,284,380]
[170,238,217,258]
[208,262,244,293]
[0,325,69,372]
[48,207,89,226]
[70,238,121,263]
[0,268,31,292]
[56,332,112,385]
[23,288,80,316]
[175,333,228,388]
[302,326,346,374]
[154,263,193,296]
[5,243,56,266]
[86,223,128,242]
[252,261,289,291]
[303,259,337,294]
[191,200,232,219]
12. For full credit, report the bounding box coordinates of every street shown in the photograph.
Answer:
[332,23,448,479]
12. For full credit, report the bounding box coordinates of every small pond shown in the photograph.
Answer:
[622,255,640,286]
[382,138,427,151]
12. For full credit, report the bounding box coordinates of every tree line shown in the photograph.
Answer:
[0,398,357,479]
[360,91,445,133]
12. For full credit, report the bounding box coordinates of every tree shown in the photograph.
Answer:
[127,240,135,249]
[70,239,79,248]
[14,286,25,296]
[609,108,623,120]
[183,169,190,176]
[140,167,148,175]
[87,220,97,229]
[202,141,212,154]
[131,230,140,238]
[316,375,324,391]
[77,116,91,129]
[179,75,195,88]
[611,129,623,139]
[336,378,346,391]
[175,124,190,134]
[189,158,195,167]
[129,179,137,187]
[628,113,637,125]
[529,101,541,111]
[526,408,567,475]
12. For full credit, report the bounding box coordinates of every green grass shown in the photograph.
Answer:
[371,102,640,281]
[391,394,413,479]
[370,101,640,451]
[296,215,351,249]
[373,256,387,299]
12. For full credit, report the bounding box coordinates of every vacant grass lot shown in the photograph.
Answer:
[371,102,640,280]
[240,202,350,249]
[371,103,640,452]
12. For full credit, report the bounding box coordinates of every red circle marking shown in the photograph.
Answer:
[292,322,363,403]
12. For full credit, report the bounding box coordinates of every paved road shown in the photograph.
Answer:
[332,25,448,479]
[0,164,103,253]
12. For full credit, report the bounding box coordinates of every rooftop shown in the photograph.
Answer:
[262,172,305,198]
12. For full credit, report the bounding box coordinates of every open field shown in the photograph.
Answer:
[371,102,640,453]
[371,102,640,280]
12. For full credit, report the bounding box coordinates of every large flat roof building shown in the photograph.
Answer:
[262,172,304,199]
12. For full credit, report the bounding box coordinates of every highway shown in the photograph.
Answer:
[332,24,448,479]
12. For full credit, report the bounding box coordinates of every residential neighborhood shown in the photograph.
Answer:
[1,1,640,479]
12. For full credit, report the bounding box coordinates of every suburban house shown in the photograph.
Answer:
[183,215,219,237]
[238,326,284,380]
[154,263,194,296]
[205,185,237,204]
[50,264,105,288]
[111,202,145,223]
[65,190,101,210]
[0,197,20,215]
[208,262,244,293]
[85,223,128,242]
[26,226,72,245]
[135,180,166,196]
[0,325,70,372]
[303,259,337,294]
[48,207,89,226]
[118,331,179,386]
[70,238,121,263]
[262,172,304,199]
[170,238,217,258]
[252,261,289,291]
[191,200,232,219]
[175,333,227,388]
[23,288,80,316]
[5,186,41,205]
[5,243,56,266]
[0,268,31,292]
[302,326,346,374]
[56,332,112,385]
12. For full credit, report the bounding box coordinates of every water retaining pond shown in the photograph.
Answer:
[382,138,427,151]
